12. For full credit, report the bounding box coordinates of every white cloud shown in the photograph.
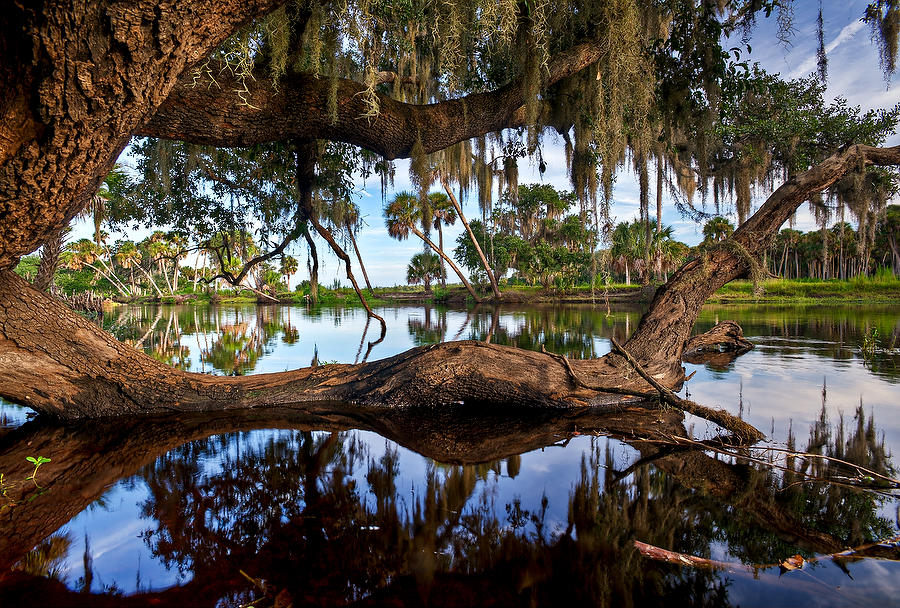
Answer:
[788,19,866,80]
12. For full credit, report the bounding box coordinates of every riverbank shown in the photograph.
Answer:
[384,277,900,305]
[125,276,900,307]
[708,276,900,303]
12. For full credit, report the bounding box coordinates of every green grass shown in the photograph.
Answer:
[711,274,900,302]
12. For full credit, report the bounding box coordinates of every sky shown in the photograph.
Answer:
[84,1,900,288]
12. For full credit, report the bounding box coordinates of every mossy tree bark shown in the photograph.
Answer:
[0,0,287,269]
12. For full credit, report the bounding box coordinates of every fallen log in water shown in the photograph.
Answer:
[0,268,761,445]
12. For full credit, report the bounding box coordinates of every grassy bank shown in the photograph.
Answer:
[88,277,900,306]
[710,275,900,303]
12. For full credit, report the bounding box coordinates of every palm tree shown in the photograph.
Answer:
[113,240,143,295]
[429,192,457,288]
[66,238,132,297]
[610,222,643,285]
[406,252,442,294]
[33,227,68,292]
[702,216,735,245]
[439,175,501,299]
[79,164,128,246]
[144,231,187,295]
[648,222,684,281]
[280,255,298,289]
[385,191,482,302]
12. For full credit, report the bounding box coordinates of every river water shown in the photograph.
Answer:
[0,302,898,606]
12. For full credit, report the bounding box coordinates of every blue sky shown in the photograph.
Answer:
[87,1,899,288]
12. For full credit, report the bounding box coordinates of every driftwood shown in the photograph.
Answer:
[634,535,900,572]
[682,319,754,368]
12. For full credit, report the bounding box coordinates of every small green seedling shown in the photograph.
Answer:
[25,456,51,486]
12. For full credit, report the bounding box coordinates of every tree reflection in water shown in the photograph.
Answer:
[1,302,896,605]
[105,303,900,380]
[0,399,889,606]
[132,431,733,607]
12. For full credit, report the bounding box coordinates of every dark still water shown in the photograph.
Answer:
[1,302,898,606]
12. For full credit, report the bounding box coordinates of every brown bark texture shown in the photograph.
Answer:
[625,144,900,381]
[0,0,286,269]
[0,267,653,420]
[136,43,604,156]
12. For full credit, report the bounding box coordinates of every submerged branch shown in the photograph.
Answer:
[635,534,900,572]
[634,433,900,494]
[536,324,764,444]
[610,337,764,443]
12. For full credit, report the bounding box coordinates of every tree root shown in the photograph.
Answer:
[540,335,764,444]
[609,337,764,444]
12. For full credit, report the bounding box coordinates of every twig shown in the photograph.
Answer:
[239,569,264,589]
[635,433,899,493]
[538,341,763,443]
[741,445,899,487]
[541,345,588,388]
[539,345,662,398]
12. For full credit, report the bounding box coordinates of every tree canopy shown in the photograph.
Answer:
[69,2,892,297]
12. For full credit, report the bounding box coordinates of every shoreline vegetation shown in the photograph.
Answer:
[28,275,900,308]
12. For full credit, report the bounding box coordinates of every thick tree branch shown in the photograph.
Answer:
[624,144,900,373]
[136,42,605,158]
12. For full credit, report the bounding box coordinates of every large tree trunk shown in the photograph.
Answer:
[0,267,644,420]
[624,144,900,381]
[0,0,286,270]
[0,145,898,422]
